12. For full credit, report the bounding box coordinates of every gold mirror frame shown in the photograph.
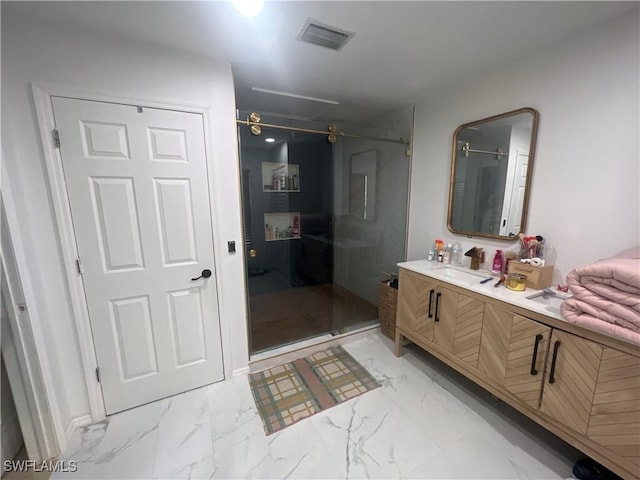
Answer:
[447,107,540,240]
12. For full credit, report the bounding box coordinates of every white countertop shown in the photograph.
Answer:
[398,260,571,321]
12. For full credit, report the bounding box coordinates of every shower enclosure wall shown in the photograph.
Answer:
[238,109,413,354]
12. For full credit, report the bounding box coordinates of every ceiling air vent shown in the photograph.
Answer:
[298,18,355,51]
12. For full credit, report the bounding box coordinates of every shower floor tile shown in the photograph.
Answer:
[249,283,378,353]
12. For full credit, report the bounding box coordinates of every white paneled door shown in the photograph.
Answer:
[52,97,224,414]
[503,149,529,237]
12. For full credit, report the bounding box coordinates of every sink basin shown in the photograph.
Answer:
[526,291,567,310]
[434,267,489,283]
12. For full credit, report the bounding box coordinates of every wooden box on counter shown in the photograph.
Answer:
[507,261,554,289]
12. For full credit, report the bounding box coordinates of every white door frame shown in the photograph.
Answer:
[1,190,62,461]
[31,82,232,422]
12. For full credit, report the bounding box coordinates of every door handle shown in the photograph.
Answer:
[191,269,212,281]
[548,340,561,384]
[530,334,544,375]
[434,292,441,322]
[427,289,435,318]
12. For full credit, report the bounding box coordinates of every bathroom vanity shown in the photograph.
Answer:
[394,260,640,480]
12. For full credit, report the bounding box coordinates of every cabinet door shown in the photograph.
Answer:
[478,304,551,409]
[539,330,603,435]
[433,286,484,369]
[587,348,640,471]
[432,285,458,351]
[396,269,438,343]
[541,332,640,470]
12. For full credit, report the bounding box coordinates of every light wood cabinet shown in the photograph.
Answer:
[394,266,640,479]
[538,329,602,434]
[539,330,640,472]
[433,284,484,369]
[396,269,438,344]
[396,270,484,369]
[478,303,551,409]
[588,348,640,469]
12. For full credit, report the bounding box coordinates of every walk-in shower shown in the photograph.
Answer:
[237,109,413,354]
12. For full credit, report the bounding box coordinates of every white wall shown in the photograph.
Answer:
[409,12,639,283]
[1,12,248,435]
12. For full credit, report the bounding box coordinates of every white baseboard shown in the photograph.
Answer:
[232,366,250,377]
[64,414,93,447]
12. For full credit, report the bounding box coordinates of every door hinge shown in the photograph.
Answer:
[137,106,143,113]
[75,258,83,275]
[53,129,61,148]
[95,367,101,383]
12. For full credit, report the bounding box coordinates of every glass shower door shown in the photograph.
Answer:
[238,108,413,355]
[238,125,337,354]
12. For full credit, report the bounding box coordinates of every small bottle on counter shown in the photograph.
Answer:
[492,249,504,275]
[435,239,444,260]
[427,250,435,261]
[452,242,462,266]
[443,243,452,264]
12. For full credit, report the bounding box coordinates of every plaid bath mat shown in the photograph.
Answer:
[249,346,381,435]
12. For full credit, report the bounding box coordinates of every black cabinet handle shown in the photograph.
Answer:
[530,334,544,375]
[548,340,561,384]
[434,292,441,322]
[427,289,435,318]
[191,269,212,281]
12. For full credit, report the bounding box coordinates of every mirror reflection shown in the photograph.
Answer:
[349,150,377,220]
[448,108,539,239]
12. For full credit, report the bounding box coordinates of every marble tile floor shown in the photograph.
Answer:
[2,447,52,480]
[53,332,581,479]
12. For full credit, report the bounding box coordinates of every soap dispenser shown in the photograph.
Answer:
[492,250,503,275]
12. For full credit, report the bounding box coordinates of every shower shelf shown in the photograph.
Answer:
[264,212,301,241]
[262,162,300,192]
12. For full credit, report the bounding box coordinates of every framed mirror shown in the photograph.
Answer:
[448,107,539,239]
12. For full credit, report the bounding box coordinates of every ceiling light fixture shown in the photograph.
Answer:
[251,87,339,106]
[231,0,263,17]
[265,138,275,143]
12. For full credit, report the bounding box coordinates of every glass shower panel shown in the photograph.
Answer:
[331,126,411,334]
[238,125,336,354]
